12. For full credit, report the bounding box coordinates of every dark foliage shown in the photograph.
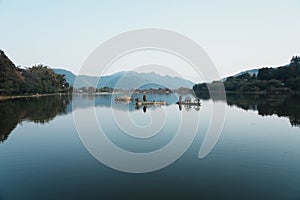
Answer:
[193,56,300,93]
[0,50,70,95]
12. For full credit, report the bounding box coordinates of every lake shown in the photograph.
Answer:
[0,93,300,200]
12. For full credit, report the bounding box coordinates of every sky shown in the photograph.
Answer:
[0,0,300,81]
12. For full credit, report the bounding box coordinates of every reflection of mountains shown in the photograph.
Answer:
[2,93,298,143]
[0,94,178,142]
[196,93,300,127]
[0,95,71,142]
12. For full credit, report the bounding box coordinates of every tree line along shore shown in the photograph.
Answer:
[1,49,300,99]
[193,56,300,94]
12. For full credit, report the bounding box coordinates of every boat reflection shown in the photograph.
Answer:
[1,93,300,143]
[176,96,201,111]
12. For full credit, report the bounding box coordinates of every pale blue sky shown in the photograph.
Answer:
[1,0,299,79]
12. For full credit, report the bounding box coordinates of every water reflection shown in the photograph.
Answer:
[177,103,201,111]
[72,93,178,111]
[196,92,300,127]
[134,105,168,113]
[225,93,300,127]
[176,96,201,111]
[1,93,299,143]
[0,95,71,142]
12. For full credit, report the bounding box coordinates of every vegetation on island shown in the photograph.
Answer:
[193,56,300,93]
[0,50,70,95]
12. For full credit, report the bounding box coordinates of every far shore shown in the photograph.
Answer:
[1,90,299,101]
[196,91,299,94]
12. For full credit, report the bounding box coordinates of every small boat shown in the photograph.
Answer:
[176,96,201,106]
[115,95,132,102]
[135,95,166,106]
[136,101,166,106]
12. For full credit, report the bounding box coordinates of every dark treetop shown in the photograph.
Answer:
[0,50,70,95]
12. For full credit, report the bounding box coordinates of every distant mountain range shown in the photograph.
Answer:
[53,69,195,89]
[233,69,259,77]
[1,49,298,93]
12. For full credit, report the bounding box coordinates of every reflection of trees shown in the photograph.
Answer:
[0,95,71,142]
[194,91,226,102]
[225,93,300,127]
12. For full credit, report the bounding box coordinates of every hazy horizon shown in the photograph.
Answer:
[1,0,300,81]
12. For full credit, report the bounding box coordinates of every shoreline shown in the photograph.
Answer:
[1,90,299,101]
[194,91,299,95]
[0,93,70,101]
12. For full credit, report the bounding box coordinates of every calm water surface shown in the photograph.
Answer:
[0,94,300,200]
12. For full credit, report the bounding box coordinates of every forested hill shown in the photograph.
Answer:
[0,50,70,95]
[193,56,300,93]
